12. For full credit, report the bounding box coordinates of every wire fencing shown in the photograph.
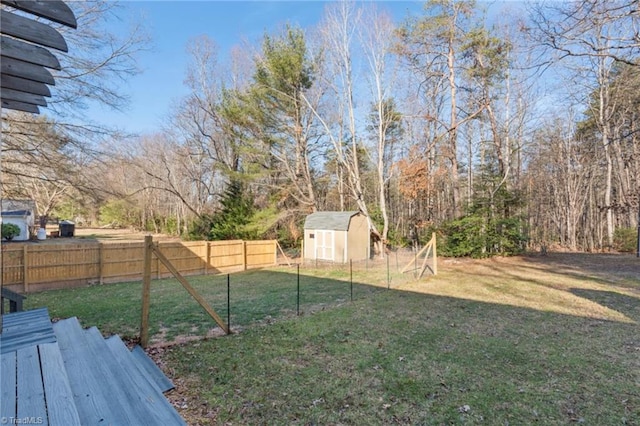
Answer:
[139,247,436,344]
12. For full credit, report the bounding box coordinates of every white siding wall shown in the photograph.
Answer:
[2,217,30,241]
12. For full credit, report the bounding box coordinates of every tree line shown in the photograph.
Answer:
[2,0,638,256]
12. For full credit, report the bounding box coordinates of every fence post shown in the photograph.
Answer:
[154,242,160,279]
[387,255,390,289]
[140,236,153,348]
[273,240,277,266]
[205,242,210,275]
[350,259,353,302]
[23,245,29,293]
[98,242,104,285]
[432,232,437,275]
[242,241,247,271]
[297,264,300,316]
[152,244,229,334]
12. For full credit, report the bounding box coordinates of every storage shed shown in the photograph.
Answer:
[303,211,369,263]
[1,210,34,241]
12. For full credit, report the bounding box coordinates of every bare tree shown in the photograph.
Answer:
[307,1,392,255]
[176,36,241,175]
[529,1,640,68]
[359,6,402,254]
[1,1,150,227]
[1,114,79,220]
[397,0,486,218]
[528,0,640,247]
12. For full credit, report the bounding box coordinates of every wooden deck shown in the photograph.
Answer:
[1,307,56,354]
[0,309,185,425]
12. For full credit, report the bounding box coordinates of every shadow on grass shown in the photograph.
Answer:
[520,252,640,288]
[23,268,388,344]
[23,257,639,346]
[163,282,640,425]
[22,254,639,425]
[570,288,640,323]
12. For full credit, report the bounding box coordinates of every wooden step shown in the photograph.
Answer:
[1,351,16,421]
[0,342,81,425]
[54,317,184,425]
[131,345,175,393]
[105,336,184,424]
[1,307,56,354]
[84,327,185,425]
[16,345,47,422]
[38,342,82,425]
[55,317,157,424]
[54,317,130,425]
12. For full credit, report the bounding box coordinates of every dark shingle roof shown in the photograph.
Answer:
[304,211,360,231]
[1,210,31,217]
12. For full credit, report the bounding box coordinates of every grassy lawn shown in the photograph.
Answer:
[24,266,385,343]
[24,253,640,424]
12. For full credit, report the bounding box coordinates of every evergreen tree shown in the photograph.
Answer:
[209,180,256,241]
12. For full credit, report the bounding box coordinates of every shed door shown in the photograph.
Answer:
[315,230,334,261]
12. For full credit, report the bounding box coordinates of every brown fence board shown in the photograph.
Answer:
[2,246,24,285]
[245,240,277,268]
[1,239,276,292]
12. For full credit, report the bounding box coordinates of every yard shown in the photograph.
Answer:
[24,253,640,425]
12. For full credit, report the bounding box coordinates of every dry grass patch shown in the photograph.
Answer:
[399,254,639,323]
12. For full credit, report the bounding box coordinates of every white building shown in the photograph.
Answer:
[1,210,34,241]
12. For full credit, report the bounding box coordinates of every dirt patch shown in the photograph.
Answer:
[73,227,179,242]
[16,227,180,245]
[149,326,235,348]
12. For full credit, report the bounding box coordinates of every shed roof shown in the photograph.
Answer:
[304,211,361,231]
[1,210,31,217]
[1,200,35,213]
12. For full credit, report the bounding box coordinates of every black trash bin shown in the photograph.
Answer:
[59,220,75,237]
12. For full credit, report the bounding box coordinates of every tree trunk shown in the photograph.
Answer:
[448,38,461,218]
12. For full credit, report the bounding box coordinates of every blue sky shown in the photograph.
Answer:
[84,1,425,135]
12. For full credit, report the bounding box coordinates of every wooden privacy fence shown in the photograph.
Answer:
[1,240,277,293]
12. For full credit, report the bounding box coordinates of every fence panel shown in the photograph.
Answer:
[209,240,244,273]
[1,245,24,286]
[246,240,277,268]
[26,244,100,290]
[156,241,208,278]
[1,239,277,292]
[101,242,145,283]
